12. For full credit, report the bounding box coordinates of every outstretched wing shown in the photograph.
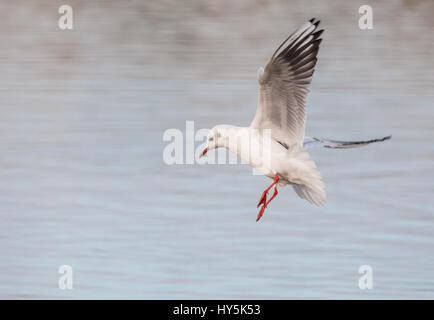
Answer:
[303,135,392,149]
[250,18,323,147]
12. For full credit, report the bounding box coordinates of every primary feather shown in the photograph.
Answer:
[250,18,323,148]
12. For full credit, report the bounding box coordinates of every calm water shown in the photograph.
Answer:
[0,0,433,299]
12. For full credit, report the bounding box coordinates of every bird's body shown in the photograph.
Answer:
[208,125,326,204]
[214,126,275,178]
[200,18,391,221]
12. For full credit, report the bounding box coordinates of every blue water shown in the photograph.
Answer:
[0,0,433,299]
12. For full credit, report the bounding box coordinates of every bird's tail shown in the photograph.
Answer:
[303,135,391,149]
[286,146,326,206]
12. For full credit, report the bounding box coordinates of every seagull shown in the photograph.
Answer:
[200,18,391,221]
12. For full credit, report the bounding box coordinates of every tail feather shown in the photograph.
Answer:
[293,184,326,206]
[287,146,326,206]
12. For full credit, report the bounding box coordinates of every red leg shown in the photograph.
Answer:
[256,205,266,222]
[257,190,267,208]
[257,174,279,208]
[265,185,278,207]
[256,174,279,221]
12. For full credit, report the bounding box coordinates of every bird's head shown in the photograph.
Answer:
[200,126,222,158]
[201,125,236,158]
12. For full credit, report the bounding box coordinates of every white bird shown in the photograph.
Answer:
[200,18,391,221]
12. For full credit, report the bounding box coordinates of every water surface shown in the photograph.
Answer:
[0,0,433,299]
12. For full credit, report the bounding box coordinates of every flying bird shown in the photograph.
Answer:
[200,18,391,221]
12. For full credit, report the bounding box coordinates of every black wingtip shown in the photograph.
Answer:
[367,135,392,144]
[309,18,321,26]
[312,29,324,40]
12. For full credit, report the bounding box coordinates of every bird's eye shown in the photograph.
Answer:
[209,137,214,142]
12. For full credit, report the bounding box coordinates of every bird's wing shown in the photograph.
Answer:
[250,18,323,147]
[303,135,392,149]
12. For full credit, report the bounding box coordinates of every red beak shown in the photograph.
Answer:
[200,147,208,158]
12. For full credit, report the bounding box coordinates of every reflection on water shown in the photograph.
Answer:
[0,0,433,299]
